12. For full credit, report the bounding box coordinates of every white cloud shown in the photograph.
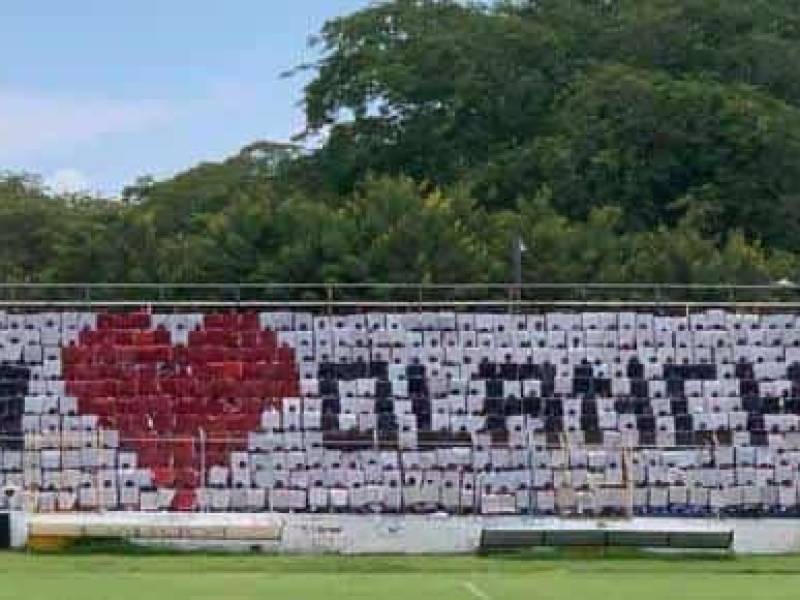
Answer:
[45,168,91,195]
[0,88,172,159]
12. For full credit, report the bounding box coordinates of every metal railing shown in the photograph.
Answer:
[9,433,730,517]
[0,282,798,307]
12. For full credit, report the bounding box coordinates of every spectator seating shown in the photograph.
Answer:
[2,309,800,516]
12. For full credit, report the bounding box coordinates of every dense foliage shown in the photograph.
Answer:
[3,0,800,288]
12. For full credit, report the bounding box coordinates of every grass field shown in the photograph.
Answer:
[2,552,800,600]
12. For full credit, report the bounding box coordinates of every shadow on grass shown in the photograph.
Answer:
[17,539,800,577]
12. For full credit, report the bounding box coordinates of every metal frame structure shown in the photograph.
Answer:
[12,431,714,518]
[0,282,798,308]
[8,284,800,517]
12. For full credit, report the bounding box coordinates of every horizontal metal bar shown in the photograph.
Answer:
[0,283,800,291]
[0,281,795,307]
[8,434,726,451]
[2,300,800,309]
[0,282,796,290]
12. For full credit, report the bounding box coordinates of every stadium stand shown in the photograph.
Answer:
[2,308,800,516]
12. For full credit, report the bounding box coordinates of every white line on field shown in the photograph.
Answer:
[462,581,492,600]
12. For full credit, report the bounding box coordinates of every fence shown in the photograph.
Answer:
[3,431,789,519]
[0,283,798,307]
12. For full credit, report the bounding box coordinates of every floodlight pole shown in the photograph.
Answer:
[513,236,523,288]
[511,234,524,308]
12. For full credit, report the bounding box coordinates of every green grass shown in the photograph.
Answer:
[2,552,800,600]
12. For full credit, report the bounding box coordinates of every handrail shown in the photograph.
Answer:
[0,283,796,290]
[0,282,796,306]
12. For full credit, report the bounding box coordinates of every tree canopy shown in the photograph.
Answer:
[2,0,800,289]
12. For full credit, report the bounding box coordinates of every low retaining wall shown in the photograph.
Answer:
[22,512,800,555]
[3,512,28,549]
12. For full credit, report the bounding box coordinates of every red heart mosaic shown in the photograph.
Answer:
[61,311,299,509]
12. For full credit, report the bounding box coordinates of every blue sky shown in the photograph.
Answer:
[0,0,371,195]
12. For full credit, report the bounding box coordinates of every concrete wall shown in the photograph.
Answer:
[281,515,732,554]
[24,512,800,555]
[9,512,27,549]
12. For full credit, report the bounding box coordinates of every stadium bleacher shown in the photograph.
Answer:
[2,308,800,516]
